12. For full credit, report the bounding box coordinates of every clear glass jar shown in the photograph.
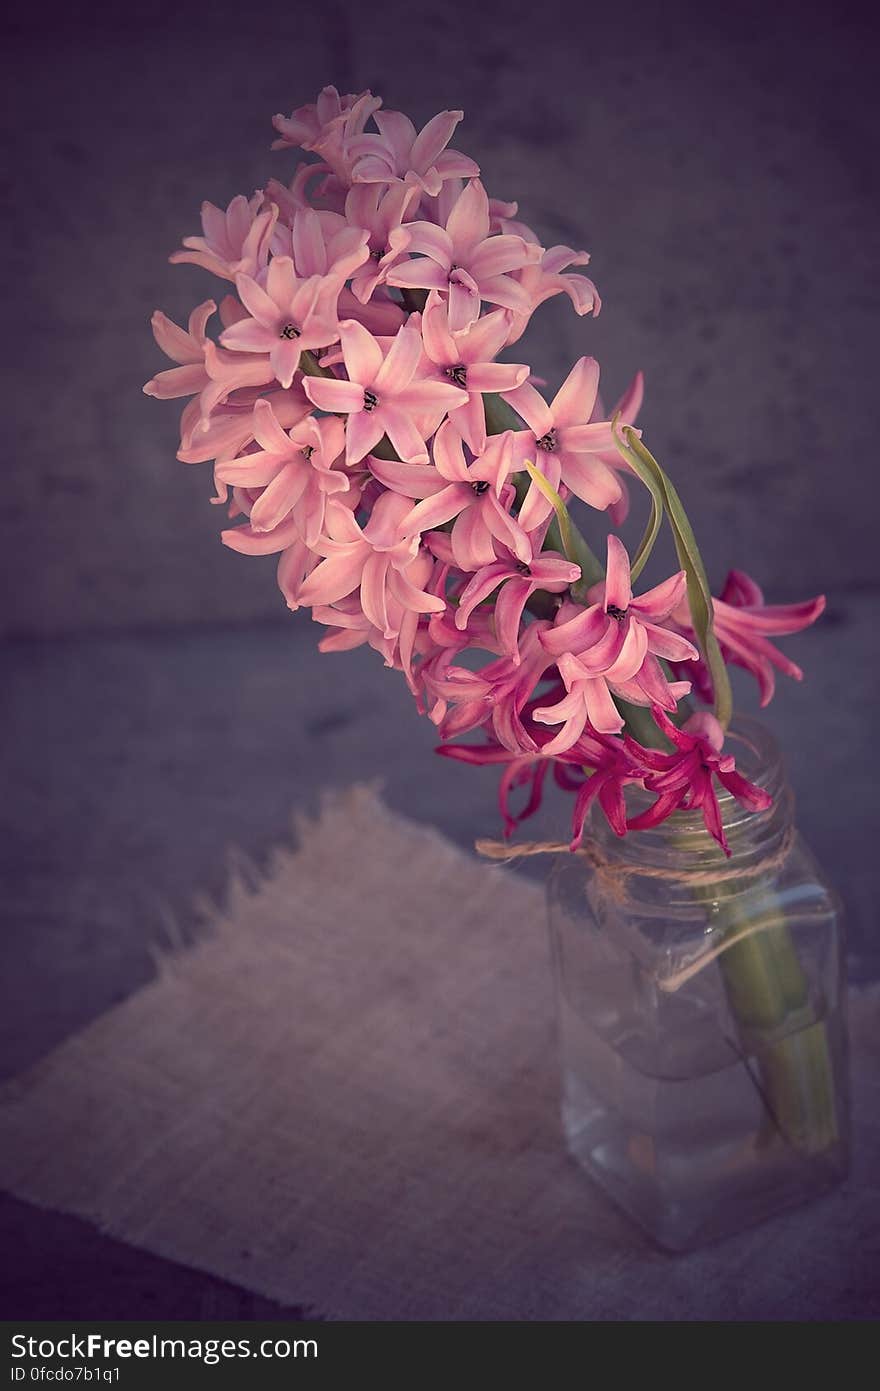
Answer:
[547,718,850,1251]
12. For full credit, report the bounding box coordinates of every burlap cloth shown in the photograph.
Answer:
[1,786,877,1320]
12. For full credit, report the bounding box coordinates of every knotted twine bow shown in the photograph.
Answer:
[475,828,797,993]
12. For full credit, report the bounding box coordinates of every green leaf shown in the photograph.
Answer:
[617,425,733,729]
[610,419,664,581]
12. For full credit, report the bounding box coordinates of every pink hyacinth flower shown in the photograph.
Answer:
[625,707,773,856]
[278,207,370,284]
[347,108,479,197]
[534,534,698,747]
[293,494,445,641]
[502,357,620,525]
[220,256,343,390]
[420,293,529,451]
[272,87,383,184]
[344,183,421,303]
[498,222,601,346]
[143,300,216,401]
[213,401,347,546]
[144,297,278,438]
[455,545,580,661]
[169,194,277,283]
[432,620,558,753]
[302,318,466,465]
[269,207,405,336]
[177,386,312,466]
[375,422,529,571]
[386,179,540,332]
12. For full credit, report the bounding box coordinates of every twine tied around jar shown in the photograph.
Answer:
[475,827,797,993]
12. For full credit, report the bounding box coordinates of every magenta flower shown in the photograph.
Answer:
[214,401,347,546]
[387,179,539,331]
[219,256,343,389]
[455,546,580,661]
[170,195,277,283]
[706,570,826,706]
[302,318,465,465]
[555,730,646,847]
[420,293,529,451]
[437,739,551,839]
[534,534,698,747]
[625,708,773,856]
[293,494,445,641]
[347,108,479,196]
[438,721,641,845]
[502,358,620,524]
[374,423,529,571]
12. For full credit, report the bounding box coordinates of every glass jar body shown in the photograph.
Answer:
[547,721,850,1251]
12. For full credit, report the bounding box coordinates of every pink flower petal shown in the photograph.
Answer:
[219,319,278,354]
[368,457,446,498]
[468,234,532,280]
[420,291,456,364]
[631,569,687,620]
[501,382,553,438]
[446,178,490,255]
[466,362,529,392]
[249,463,309,532]
[410,109,463,173]
[477,274,533,315]
[387,258,450,292]
[401,483,472,536]
[340,318,383,386]
[234,273,279,329]
[447,272,481,333]
[561,453,622,511]
[303,376,366,413]
[377,404,429,464]
[345,408,388,464]
[373,320,422,394]
[297,547,367,607]
[604,534,633,612]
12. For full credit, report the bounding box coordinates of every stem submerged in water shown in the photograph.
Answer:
[692,868,840,1156]
[715,902,839,1154]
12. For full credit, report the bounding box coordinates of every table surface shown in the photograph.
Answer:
[1,598,876,1320]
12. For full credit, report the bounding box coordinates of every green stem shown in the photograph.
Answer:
[613,698,672,751]
[718,908,838,1154]
[690,857,839,1155]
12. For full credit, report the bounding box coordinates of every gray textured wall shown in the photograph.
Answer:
[4,1,877,637]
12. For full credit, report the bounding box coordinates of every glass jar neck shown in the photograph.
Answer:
[589,717,792,875]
